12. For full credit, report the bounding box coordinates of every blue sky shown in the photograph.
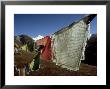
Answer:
[14,14,97,38]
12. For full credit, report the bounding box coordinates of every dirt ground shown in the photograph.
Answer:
[29,59,97,76]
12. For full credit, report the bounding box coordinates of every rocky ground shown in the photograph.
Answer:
[29,59,97,76]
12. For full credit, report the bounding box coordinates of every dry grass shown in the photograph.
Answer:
[14,51,97,76]
[14,50,36,68]
[29,59,97,76]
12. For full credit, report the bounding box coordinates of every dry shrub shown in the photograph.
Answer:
[14,50,36,68]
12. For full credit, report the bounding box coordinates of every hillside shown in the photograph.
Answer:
[29,59,97,76]
[82,34,97,66]
[14,34,34,46]
[14,34,97,76]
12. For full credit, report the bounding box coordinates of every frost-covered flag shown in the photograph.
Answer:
[51,14,96,71]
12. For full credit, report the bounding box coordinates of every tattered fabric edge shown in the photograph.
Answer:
[51,22,91,71]
[80,24,91,61]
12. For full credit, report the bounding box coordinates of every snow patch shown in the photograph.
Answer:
[33,35,44,41]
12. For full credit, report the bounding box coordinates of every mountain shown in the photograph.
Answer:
[82,34,97,66]
[20,34,34,44]
[33,35,44,41]
[15,34,34,43]
[14,34,34,50]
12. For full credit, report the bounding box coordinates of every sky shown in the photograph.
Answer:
[14,14,97,38]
